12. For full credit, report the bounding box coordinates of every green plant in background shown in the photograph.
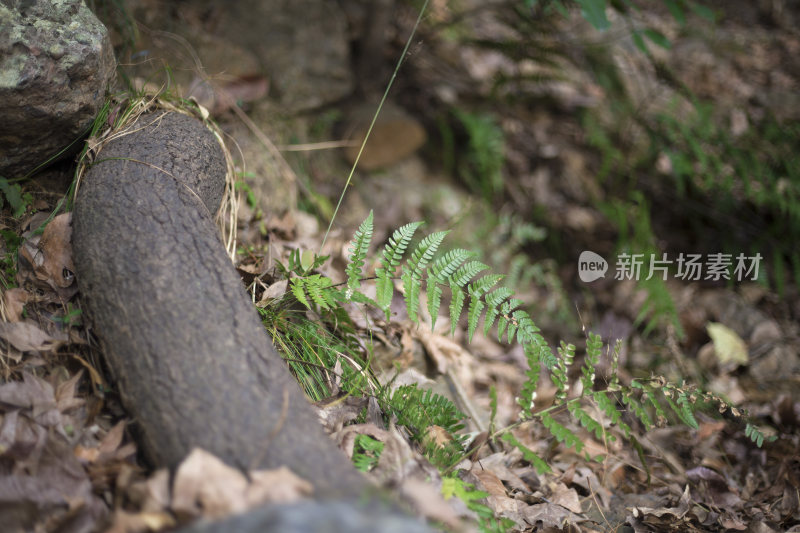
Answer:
[601,192,683,338]
[0,179,33,218]
[650,102,800,292]
[452,109,506,203]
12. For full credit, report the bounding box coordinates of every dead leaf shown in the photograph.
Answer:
[172,448,312,521]
[106,509,176,533]
[707,322,748,365]
[520,502,585,529]
[0,320,63,352]
[259,279,288,303]
[547,480,583,514]
[2,288,29,322]
[172,448,250,519]
[246,466,314,507]
[0,373,106,531]
[473,469,520,515]
[417,328,471,374]
[17,213,77,301]
[401,478,462,529]
[55,370,85,413]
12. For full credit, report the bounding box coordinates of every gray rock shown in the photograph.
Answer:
[0,0,115,179]
[177,500,435,533]
[205,0,353,111]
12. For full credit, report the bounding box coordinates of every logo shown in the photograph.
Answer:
[578,251,608,282]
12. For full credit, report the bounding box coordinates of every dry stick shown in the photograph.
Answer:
[277,140,359,152]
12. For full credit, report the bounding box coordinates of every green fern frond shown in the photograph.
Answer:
[466,297,484,343]
[290,277,311,309]
[633,380,669,427]
[517,342,543,418]
[497,298,524,341]
[594,390,628,438]
[483,286,513,336]
[450,260,489,287]
[541,412,583,453]
[402,231,448,322]
[466,274,503,341]
[429,249,476,281]
[581,332,603,395]
[449,280,466,336]
[345,210,373,291]
[552,341,575,403]
[409,231,449,273]
[376,221,424,315]
[568,400,606,442]
[620,392,652,432]
[426,277,444,329]
[501,432,551,474]
[427,249,475,328]
[290,275,335,311]
[744,423,776,447]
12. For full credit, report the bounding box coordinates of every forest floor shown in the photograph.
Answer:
[1,1,799,532]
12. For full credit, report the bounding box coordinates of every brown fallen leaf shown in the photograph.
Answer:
[473,469,520,515]
[520,501,585,529]
[17,213,77,301]
[106,509,176,533]
[0,373,106,531]
[0,320,65,352]
[246,467,314,507]
[547,480,583,514]
[1,287,29,322]
[172,448,312,521]
[401,478,463,529]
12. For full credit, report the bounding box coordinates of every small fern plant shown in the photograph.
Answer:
[284,210,775,473]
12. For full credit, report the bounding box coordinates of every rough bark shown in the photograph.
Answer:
[72,111,366,498]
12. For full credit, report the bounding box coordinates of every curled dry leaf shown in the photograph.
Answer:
[17,213,78,301]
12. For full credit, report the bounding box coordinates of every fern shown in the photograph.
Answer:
[279,213,777,493]
[467,274,503,341]
[501,432,551,475]
[580,332,603,395]
[345,210,373,292]
[427,249,475,329]
[483,286,513,337]
[352,434,384,473]
[382,384,468,468]
[376,221,424,317]
[568,400,606,444]
[552,341,575,403]
[401,231,448,323]
[290,275,335,311]
[541,412,583,453]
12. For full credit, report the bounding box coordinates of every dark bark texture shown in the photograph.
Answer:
[72,111,366,498]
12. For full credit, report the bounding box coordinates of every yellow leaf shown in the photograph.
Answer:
[706,322,748,365]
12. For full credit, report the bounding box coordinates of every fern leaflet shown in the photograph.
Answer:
[345,210,373,291]
[501,432,551,474]
[402,231,448,323]
[376,221,424,316]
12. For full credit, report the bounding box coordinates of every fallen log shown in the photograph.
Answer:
[72,110,368,499]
